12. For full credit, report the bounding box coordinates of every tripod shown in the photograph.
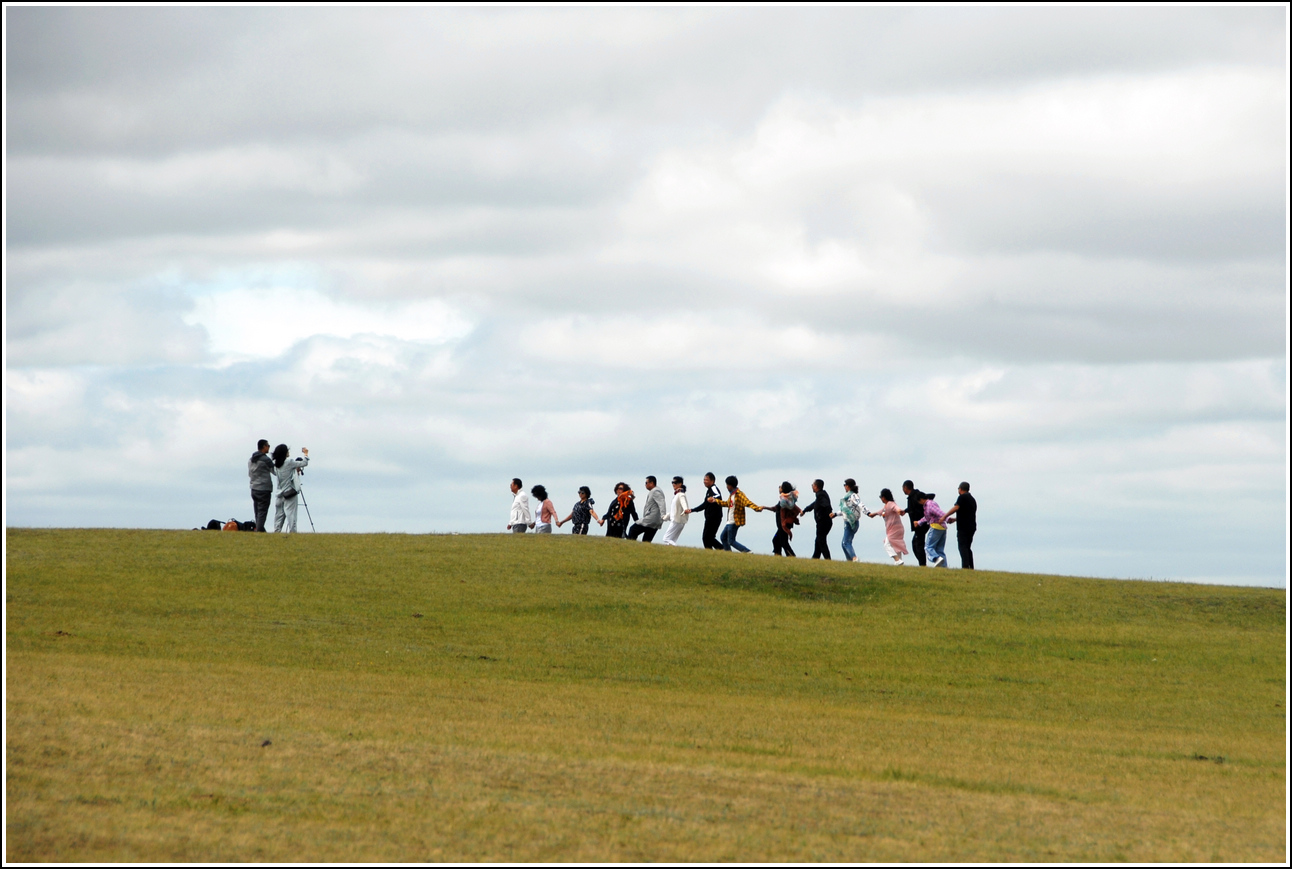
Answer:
[296,468,316,532]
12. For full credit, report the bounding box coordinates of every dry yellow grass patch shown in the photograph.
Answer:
[5,530,1286,861]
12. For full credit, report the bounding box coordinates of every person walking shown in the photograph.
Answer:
[506,478,532,533]
[943,481,978,569]
[247,438,275,532]
[713,475,762,552]
[628,476,667,541]
[914,492,950,567]
[770,482,800,557]
[903,480,929,566]
[272,444,309,533]
[530,485,557,534]
[687,472,725,549]
[801,479,834,559]
[867,488,908,565]
[604,483,637,538]
[831,478,866,562]
[556,486,599,534]
[661,477,690,546]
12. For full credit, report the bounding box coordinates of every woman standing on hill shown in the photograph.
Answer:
[530,485,557,534]
[272,444,309,533]
[771,482,800,557]
[661,477,690,546]
[832,478,865,562]
[867,488,908,565]
[914,492,949,568]
[557,486,599,535]
[604,483,637,538]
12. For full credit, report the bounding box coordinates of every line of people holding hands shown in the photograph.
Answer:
[507,472,978,568]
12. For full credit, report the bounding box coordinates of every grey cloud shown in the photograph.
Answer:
[921,178,1286,263]
[6,279,207,367]
[7,8,1284,156]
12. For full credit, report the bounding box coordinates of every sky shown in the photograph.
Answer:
[4,7,1288,586]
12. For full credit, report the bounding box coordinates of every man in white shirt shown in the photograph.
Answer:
[506,478,532,533]
[661,476,690,546]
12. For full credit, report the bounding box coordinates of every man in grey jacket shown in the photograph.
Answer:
[627,476,668,542]
[247,439,274,532]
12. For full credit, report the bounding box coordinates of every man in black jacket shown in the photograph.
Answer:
[247,439,275,532]
[902,480,928,566]
[801,479,833,560]
[687,472,724,549]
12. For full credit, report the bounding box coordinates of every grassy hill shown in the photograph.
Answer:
[5,528,1286,861]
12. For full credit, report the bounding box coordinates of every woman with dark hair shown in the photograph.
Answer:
[771,482,800,557]
[604,483,637,538]
[530,485,556,533]
[831,478,866,562]
[557,486,599,535]
[867,488,909,565]
[661,477,689,546]
[272,444,309,533]
[914,492,949,567]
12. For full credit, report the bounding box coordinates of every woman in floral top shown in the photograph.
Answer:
[557,486,599,535]
[831,478,866,562]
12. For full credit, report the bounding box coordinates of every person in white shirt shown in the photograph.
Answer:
[661,476,690,546]
[272,444,309,533]
[506,478,532,533]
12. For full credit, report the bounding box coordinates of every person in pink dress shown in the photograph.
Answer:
[866,488,908,565]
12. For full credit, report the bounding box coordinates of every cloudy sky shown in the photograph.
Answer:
[5,7,1287,585]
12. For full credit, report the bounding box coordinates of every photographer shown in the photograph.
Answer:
[272,444,310,533]
[247,439,275,532]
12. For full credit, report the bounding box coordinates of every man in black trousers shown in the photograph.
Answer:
[902,480,927,566]
[688,471,724,549]
[801,479,833,559]
[943,481,978,569]
[247,438,275,532]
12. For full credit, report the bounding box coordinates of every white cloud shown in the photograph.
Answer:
[523,314,854,370]
[182,288,473,359]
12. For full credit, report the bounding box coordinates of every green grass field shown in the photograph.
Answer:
[5,528,1286,861]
